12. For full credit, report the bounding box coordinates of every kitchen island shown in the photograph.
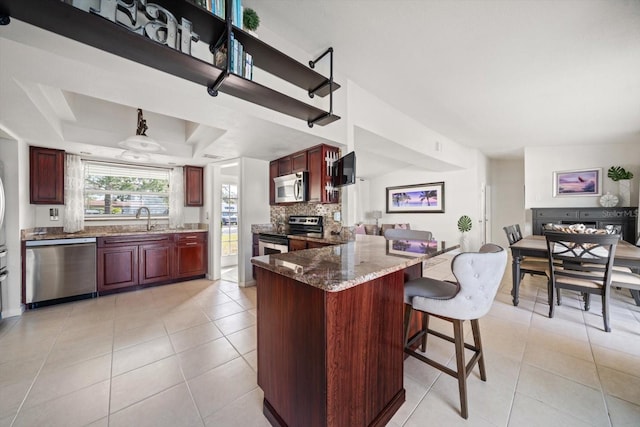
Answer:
[251,234,457,427]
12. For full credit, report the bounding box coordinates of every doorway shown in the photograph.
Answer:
[220,182,238,282]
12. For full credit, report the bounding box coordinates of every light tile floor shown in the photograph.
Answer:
[0,254,638,426]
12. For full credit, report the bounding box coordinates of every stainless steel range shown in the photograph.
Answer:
[258,216,324,256]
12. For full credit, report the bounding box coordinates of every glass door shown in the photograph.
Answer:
[220,183,238,275]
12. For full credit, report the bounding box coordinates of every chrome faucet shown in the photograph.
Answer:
[135,206,152,231]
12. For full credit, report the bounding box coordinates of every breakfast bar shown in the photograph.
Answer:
[251,234,457,427]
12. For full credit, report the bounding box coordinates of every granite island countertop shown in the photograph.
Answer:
[21,223,208,241]
[251,234,458,292]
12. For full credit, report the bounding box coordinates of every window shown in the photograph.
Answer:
[84,161,170,218]
[221,183,238,256]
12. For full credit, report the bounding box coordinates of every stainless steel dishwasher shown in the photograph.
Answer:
[25,237,97,307]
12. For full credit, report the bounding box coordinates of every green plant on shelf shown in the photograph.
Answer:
[607,166,634,181]
[243,8,260,31]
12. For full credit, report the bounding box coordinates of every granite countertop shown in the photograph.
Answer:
[251,234,458,292]
[251,224,276,234]
[287,233,350,245]
[21,223,208,241]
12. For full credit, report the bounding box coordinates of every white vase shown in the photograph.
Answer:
[618,179,631,207]
[459,233,470,252]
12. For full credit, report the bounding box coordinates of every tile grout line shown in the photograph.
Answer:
[9,307,73,427]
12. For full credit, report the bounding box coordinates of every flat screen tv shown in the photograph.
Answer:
[333,151,356,188]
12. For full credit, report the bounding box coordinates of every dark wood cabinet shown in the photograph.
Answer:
[256,267,405,426]
[291,151,308,172]
[278,156,292,176]
[175,233,208,279]
[307,144,339,204]
[532,207,638,244]
[269,161,277,206]
[97,232,207,293]
[139,239,173,285]
[288,239,308,251]
[271,143,340,205]
[29,146,64,204]
[97,245,138,292]
[184,166,204,207]
[289,238,335,251]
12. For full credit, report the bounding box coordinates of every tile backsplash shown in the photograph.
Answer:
[270,203,343,236]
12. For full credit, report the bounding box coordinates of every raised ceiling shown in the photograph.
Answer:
[1,1,638,172]
[246,0,640,158]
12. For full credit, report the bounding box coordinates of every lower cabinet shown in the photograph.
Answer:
[289,239,334,251]
[288,239,308,251]
[139,242,173,285]
[97,232,208,294]
[175,233,207,279]
[97,244,138,292]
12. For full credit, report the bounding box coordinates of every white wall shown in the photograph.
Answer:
[367,161,486,251]
[525,142,640,209]
[490,158,526,248]
[238,158,270,286]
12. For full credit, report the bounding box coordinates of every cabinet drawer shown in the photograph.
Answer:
[175,233,206,243]
[98,234,172,247]
[534,209,579,219]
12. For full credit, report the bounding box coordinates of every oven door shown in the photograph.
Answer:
[259,240,289,256]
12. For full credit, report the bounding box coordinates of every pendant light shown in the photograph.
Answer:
[119,108,165,153]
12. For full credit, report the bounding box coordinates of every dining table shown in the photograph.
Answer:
[509,235,640,306]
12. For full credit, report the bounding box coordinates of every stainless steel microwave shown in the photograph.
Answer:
[274,171,308,203]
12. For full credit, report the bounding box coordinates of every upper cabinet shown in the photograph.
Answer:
[307,144,339,204]
[184,166,204,207]
[277,157,292,176]
[270,143,340,205]
[269,161,278,206]
[291,151,308,173]
[30,146,64,205]
[0,0,341,127]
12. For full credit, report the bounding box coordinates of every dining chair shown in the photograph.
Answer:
[503,224,548,281]
[402,243,507,419]
[384,228,432,241]
[544,231,619,332]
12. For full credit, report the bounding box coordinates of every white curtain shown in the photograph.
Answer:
[63,154,84,233]
[169,167,184,229]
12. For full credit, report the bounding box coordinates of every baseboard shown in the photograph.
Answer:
[2,304,25,318]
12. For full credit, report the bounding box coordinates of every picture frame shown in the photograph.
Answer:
[386,182,445,213]
[386,239,438,258]
[553,168,602,197]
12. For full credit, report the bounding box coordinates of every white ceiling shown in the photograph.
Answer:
[1,0,639,174]
[246,0,640,158]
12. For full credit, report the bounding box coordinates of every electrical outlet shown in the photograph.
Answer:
[333,212,341,222]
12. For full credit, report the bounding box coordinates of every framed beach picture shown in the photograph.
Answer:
[553,168,602,197]
[387,238,438,258]
[386,182,445,213]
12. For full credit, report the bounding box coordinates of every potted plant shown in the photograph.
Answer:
[608,166,634,207]
[457,215,472,252]
[243,8,260,33]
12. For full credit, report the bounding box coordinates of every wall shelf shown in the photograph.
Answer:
[0,0,341,126]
